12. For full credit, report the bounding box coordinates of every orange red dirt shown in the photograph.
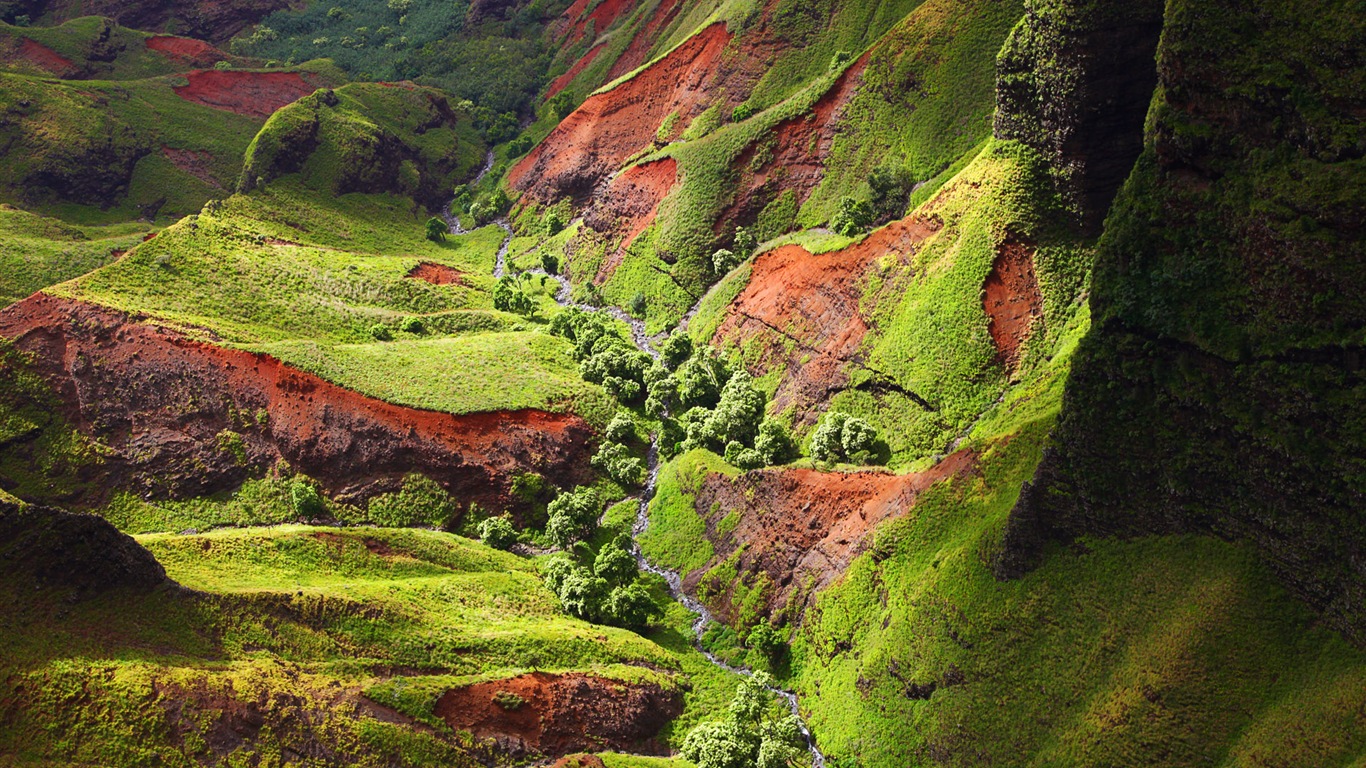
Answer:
[604,0,686,81]
[687,448,978,623]
[146,35,227,66]
[508,23,731,204]
[14,38,74,75]
[433,672,680,758]
[583,157,678,282]
[558,0,635,45]
[173,70,317,118]
[0,294,594,512]
[983,240,1043,371]
[547,43,605,98]
[719,56,869,234]
[711,216,942,424]
[406,262,470,286]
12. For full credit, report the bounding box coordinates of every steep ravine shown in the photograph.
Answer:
[477,216,829,764]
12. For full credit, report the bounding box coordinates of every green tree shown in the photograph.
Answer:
[830,196,875,236]
[545,486,600,548]
[733,226,758,256]
[594,534,639,586]
[754,418,793,466]
[592,441,645,487]
[425,216,447,242]
[478,516,518,550]
[605,413,636,444]
[603,582,662,630]
[661,331,693,369]
[681,673,806,768]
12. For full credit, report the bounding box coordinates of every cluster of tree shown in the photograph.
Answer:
[242,0,559,121]
[551,308,654,403]
[680,673,809,768]
[543,536,661,631]
[494,275,536,316]
[809,411,880,465]
[539,483,661,631]
[592,413,646,487]
[449,185,509,225]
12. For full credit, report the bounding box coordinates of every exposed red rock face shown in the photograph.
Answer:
[557,0,635,45]
[433,673,680,758]
[547,43,605,98]
[508,23,732,205]
[0,294,594,513]
[686,450,978,623]
[406,262,470,286]
[719,56,869,234]
[710,216,943,427]
[603,0,687,81]
[173,70,318,118]
[145,35,228,67]
[583,157,678,282]
[982,240,1043,372]
[14,38,75,76]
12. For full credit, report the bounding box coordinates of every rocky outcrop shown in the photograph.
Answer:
[998,0,1366,644]
[433,672,681,758]
[0,294,594,515]
[993,0,1165,233]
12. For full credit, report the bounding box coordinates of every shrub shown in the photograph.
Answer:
[731,103,756,122]
[290,480,325,518]
[810,412,879,464]
[451,184,473,214]
[492,690,525,710]
[680,673,806,768]
[754,419,793,466]
[544,212,565,238]
[629,291,647,317]
[603,582,662,630]
[478,516,518,550]
[493,276,535,316]
[747,623,786,663]
[593,441,646,487]
[545,486,601,548]
[830,196,875,236]
[369,323,393,341]
[605,413,636,444]
[506,135,533,157]
[869,165,916,221]
[594,534,639,586]
[703,370,767,448]
[661,331,693,370]
[733,226,758,256]
[549,91,576,120]
[425,216,447,242]
[712,248,739,275]
[399,316,425,334]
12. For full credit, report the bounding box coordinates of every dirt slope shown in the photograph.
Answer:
[0,294,594,512]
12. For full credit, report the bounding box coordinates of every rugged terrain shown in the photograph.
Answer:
[0,0,1363,766]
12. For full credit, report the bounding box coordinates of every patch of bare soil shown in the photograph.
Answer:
[983,240,1043,372]
[433,672,680,759]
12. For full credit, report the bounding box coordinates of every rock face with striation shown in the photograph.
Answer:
[998,0,1366,644]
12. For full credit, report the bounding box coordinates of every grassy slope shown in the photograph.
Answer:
[1,17,253,80]
[0,525,711,765]
[639,135,1366,768]
[0,204,150,307]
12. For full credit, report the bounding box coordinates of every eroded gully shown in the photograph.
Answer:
[452,180,827,765]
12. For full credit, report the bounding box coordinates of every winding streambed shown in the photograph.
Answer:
[464,208,828,766]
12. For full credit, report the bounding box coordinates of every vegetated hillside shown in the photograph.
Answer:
[0,0,1362,766]
[1002,0,1366,646]
[0,18,345,225]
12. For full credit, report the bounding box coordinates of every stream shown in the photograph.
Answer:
[454,197,827,765]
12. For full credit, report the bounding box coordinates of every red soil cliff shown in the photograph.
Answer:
[174,70,318,118]
[0,294,594,512]
[433,672,680,758]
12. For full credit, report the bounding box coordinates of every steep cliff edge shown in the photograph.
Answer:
[999,0,1366,643]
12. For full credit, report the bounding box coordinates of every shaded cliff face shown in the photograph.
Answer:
[0,498,170,598]
[1000,0,1366,643]
[994,0,1165,233]
[35,0,294,43]
[0,294,594,514]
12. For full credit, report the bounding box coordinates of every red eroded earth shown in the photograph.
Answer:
[547,43,605,98]
[406,262,470,286]
[710,216,943,425]
[15,38,75,75]
[983,240,1043,371]
[508,23,732,204]
[686,449,979,623]
[174,69,318,118]
[0,294,594,513]
[433,672,680,758]
[146,35,228,66]
[719,55,870,233]
[583,157,678,282]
